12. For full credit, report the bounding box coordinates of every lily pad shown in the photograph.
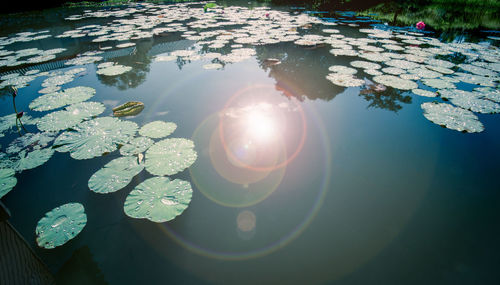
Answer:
[123,177,192,223]
[37,102,105,132]
[138,121,177,139]
[29,86,96,112]
[35,203,87,249]
[144,138,197,176]
[421,102,484,133]
[13,148,55,171]
[325,73,364,87]
[119,136,154,156]
[88,156,144,194]
[54,117,138,160]
[0,113,37,137]
[0,168,17,199]
[328,65,357,74]
[372,75,417,90]
[96,64,132,76]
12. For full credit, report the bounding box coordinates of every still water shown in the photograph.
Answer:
[1,1,499,284]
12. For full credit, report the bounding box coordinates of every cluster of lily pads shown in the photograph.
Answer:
[0,0,499,249]
[0,83,198,248]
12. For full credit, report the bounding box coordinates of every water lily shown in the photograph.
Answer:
[16,111,24,119]
[416,21,426,30]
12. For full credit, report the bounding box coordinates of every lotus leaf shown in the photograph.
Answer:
[29,86,96,112]
[124,177,192,223]
[54,117,138,160]
[144,138,197,176]
[139,121,177,139]
[36,203,87,249]
[119,137,154,156]
[88,156,144,194]
[37,102,105,132]
[0,168,17,198]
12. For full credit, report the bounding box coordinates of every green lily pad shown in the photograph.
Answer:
[54,117,138,160]
[13,148,55,171]
[144,138,197,176]
[119,136,154,156]
[138,121,177,139]
[124,177,192,223]
[5,132,56,171]
[0,168,17,199]
[421,102,484,133]
[325,73,364,87]
[29,86,96,112]
[36,203,87,249]
[88,156,144,194]
[37,102,105,132]
[0,113,37,137]
[96,64,132,76]
[372,75,417,90]
[6,132,56,154]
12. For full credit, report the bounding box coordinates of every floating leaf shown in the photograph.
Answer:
[144,138,197,176]
[96,64,132,76]
[113,101,144,117]
[124,177,192,223]
[0,168,17,198]
[88,156,144,194]
[202,63,223,70]
[328,65,357,74]
[54,117,138,160]
[119,136,154,156]
[6,132,56,154]
[139,121,177,139]
[36,203,87,249]
[421,102,484,133]
[412,89,437,97]
[372,75,417,90]
[29,86,96,112]
[0,113,37,137]
[13,148,55,171]
[37,102,105,132]
[325,73,364,87]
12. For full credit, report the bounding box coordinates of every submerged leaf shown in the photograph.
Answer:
[54,117,138,160]
[144,138,197,176]
[88,156,144,194]
[36,203,87,249]
[124,177,192,223]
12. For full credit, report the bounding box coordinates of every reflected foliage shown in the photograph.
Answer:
[359,80,412,112]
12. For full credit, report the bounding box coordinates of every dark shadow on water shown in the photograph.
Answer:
[55,246,108,285]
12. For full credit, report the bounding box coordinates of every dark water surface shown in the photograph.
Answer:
[1,2,499,285]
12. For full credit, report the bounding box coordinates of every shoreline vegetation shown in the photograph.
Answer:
[1,0,499,32]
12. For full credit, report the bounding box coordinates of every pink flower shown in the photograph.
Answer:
[265,13,270,18]
[416,21,426,30]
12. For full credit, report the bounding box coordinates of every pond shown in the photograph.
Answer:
[0,1,499,284]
